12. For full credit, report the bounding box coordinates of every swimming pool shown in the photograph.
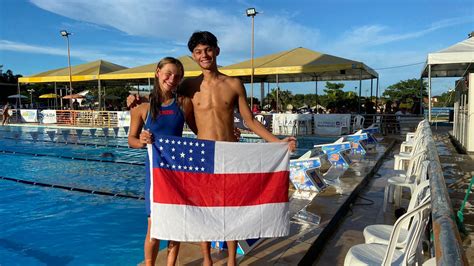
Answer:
[0,125,335,265]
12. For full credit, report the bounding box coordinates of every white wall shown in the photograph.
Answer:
[468,73,474,153]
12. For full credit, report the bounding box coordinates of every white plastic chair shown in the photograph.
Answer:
[344,197,431,266]
[394,134,430,171]
[364,176,430,248]
[352,115,365,132]
[400,121,430,153]
[384,152,429,212]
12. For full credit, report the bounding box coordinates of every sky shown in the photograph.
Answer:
[0,0,473,97]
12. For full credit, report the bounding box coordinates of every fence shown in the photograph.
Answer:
[2,109,424,137]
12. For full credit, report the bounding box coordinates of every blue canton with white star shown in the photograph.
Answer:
[152,135,215,174]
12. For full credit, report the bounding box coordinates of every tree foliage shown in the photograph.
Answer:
[0,67,23,84]
[382,78,427,103]
[433,90,455,107]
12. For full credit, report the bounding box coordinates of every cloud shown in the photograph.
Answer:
[29,0,320,63]
[0,40,65,56]
[0,39,163,67]
[334,16,473,49]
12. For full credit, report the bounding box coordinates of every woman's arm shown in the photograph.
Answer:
[128,103,151,148]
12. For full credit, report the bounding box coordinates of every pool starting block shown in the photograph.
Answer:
[313,140,352,167]
[359,123,380,144]
[289,157,324,192]
[342,132,369,155]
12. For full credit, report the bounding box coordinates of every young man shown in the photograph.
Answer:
[129,31,296,265]
[180,31,295,266]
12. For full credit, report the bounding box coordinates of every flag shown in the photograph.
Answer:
[148,135,290,242]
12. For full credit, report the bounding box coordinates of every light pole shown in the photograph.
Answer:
[60,30,73,107]
[246,7,258,111]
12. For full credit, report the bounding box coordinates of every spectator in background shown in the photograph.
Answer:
[252,103,259,114]
[270,99,277,113]
[364,99,376,127]
[2,102,11,125]
[411,99,424,115]
[72,99,79,110]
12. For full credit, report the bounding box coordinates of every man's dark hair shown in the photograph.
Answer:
[187,31,218,52]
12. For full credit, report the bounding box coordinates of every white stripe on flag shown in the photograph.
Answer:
[150,202,290,241]
[214,141,289,174]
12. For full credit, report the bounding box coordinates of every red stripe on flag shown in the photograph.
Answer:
[153,168,289,207]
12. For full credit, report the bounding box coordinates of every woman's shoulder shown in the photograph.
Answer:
[131,102,150,116]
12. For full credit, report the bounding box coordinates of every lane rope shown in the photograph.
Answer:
[0,149,145,166]
[0,175,144,200]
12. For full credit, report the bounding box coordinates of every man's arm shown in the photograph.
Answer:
[234,79,296,150]
[127,94,149,110]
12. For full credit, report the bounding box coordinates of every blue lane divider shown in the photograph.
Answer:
[0,175,144,200]
[0,149,144,166]
[1,135,129,148]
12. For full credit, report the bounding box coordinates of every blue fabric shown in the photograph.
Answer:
[145,99,185,215]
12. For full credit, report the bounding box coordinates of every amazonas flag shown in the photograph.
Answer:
[147,135,290,242]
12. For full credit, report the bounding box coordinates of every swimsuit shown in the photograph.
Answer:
[144,98,185,215]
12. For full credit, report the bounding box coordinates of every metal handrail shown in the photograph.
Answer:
[426,131,468,265]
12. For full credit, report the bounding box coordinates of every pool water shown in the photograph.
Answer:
[0,125,335,265]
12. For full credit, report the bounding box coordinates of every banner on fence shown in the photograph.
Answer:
[20,109,38,123]
[40,110,57,124]
[233,113,272,131]
[271,114,312,135]
[314,114,351,136]
[117,111,131,127]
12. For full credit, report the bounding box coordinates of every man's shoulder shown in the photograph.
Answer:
[219,73,242,87]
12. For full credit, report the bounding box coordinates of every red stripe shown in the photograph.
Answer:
[153,168,289,207]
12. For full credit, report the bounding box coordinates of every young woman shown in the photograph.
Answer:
[128,57,196,266]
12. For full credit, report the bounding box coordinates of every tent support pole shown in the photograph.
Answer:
[260,82,264,108]
[276,74,279,113]
[428,65,432,121]
[375,78,379,111]
[148,78,151,91]
[315,77,319,113]
[358,69,362,114]
[17,82,21,107]
[370,78,373,100]
[60,83,63,109]
[98,79,102,111]
[267,82,270,108]
[419,77,424,115]
[54,82,58,109]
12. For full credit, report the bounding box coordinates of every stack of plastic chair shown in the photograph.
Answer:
[383,148,429,212]
[365,168,430,248]
[400,120,429,153]
[393,129,431,170]
[344,196,431,266]
[352,115,365,132]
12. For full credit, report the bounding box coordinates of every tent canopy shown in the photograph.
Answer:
[18,60,128,83]
[100,56,202,80]
[219,47,378,83]
[421,37,474,78]
[39,93,59,99]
